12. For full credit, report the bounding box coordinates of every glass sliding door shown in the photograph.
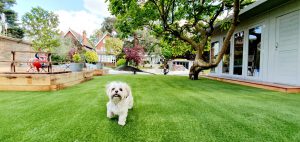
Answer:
[222,38,230,74]
[247,26,262,77]
[233,31,244,75]
[210,41,219,73]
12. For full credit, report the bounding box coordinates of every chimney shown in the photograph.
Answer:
[82,30,88,45]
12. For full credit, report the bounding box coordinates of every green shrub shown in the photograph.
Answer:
[84,51,98,63]
[117,59,126,66]
[51,55,66,65]
[72,53,82,63]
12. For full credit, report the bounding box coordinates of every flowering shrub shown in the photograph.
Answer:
[72,53,82,63]
[84,51,98,63]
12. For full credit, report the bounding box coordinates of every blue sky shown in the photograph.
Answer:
[12,0,111,36]
[13,0,84,16]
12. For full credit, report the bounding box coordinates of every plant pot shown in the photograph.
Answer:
[96,62,103,69]
[86,63,97,70]
[70,63,84,72]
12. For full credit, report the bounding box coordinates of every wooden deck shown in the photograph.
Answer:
[204,76,300,93]
[0,71,93,91]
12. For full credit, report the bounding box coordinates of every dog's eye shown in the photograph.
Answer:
[119,88,123,91]
[112,88,115,91]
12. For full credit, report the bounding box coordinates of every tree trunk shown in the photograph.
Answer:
[189,65,202,80]
[133,32,139,47]
[188,0,240,80]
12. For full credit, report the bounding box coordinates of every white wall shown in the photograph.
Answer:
[211,0,300,86]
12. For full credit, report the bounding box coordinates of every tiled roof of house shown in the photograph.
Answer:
[95,32,110,47]
[68,28,83,43]
[65,28,94,49]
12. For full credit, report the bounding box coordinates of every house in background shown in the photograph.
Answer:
[168,59,193,71]
[64,28,94,51]
[210,0,300,86]
[144,54,161,65]
[95,32,116,67]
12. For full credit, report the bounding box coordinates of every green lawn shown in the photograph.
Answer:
[0,75,300,142]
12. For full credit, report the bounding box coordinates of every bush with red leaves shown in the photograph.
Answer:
[124,44,145,66]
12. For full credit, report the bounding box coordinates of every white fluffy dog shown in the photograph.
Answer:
[106,81,133,126]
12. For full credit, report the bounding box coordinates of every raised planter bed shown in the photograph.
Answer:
[0,71,93,91]
[93,69,109,76]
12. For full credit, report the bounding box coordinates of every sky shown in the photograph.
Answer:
[12,0,111,36]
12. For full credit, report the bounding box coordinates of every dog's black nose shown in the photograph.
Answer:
[115,90,118,93]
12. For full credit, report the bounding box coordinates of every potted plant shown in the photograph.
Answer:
[84,51,98,70]
[96,62,103,69]
[70,53,84,72]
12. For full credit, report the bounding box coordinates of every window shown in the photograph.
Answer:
[222,38,230,74]
[233,31,244,75]
[210,41,219,73]
[247,26,261,77]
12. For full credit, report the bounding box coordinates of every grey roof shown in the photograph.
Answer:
[239,0,293,20]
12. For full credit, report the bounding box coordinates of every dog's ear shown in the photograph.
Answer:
[124,83,132,98]
[105,82,112,96]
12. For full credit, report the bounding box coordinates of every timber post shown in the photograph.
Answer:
[48,53,52,73]
[11,51,16,72]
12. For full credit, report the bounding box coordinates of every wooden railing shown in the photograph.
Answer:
[0,51,53,73]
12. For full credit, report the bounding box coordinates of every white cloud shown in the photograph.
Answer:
[54,0,111,37]
[83,0,111,17]
[55,10,103,37]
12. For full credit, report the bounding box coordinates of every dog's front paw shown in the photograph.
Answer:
[118,121,126,126]
[107,111,114,119]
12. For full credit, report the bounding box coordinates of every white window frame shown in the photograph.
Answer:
[232,30,246,77]
[244,23,264,81]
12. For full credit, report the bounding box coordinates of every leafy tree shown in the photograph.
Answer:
[124,44,145,66]
[0,0,15,12]
[89,17,117,47]
[160,38,194,60]
[101,17,116,34]
[0,0,24,38]
[136,29,161,56]
[53,37,75,60]
[108,0,254,79]
[135,28,195,62]
[89,29,103,47]
[7,26,24,39]
[89,17,116,46]
[105,37,124,56]
[22,7,60,52]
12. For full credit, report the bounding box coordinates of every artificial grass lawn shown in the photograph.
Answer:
[0,75,300,142]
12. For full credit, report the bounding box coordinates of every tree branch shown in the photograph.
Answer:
[192,0,240,68]
[213,0,240,66]
[208,2,224,36]
[165,26,199,50]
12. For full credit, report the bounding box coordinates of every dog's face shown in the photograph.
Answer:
[106,82,130,103]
